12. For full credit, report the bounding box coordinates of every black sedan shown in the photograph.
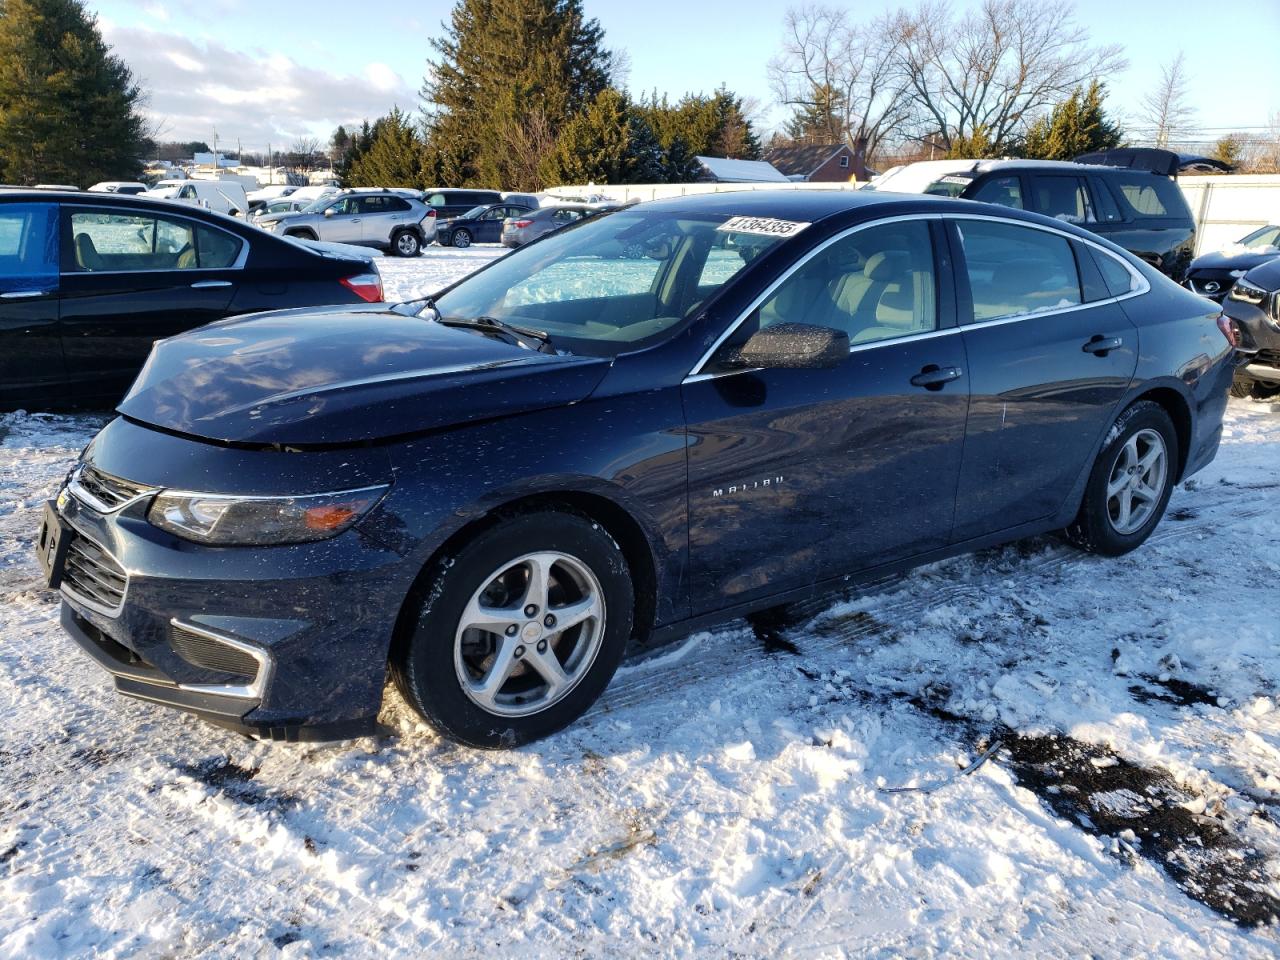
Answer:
[39,191,1233,747]
[0,189,383,410]
[436,201,534,247]
[1184,224,1280,301]
[1220,257,1280,398]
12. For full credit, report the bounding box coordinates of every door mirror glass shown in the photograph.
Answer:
[323,207,335,217]
[721,323,850,370]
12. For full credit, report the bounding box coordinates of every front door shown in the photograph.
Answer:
[682,218,970,608]
[319,197,364,244]
[0,202,63,408]
[58,205,241,404]
[948,216,1137,541]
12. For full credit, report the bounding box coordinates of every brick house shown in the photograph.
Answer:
[764,143,867,183]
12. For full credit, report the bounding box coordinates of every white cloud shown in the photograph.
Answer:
[104,24,419,148]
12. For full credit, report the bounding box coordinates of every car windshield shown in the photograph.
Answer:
[1240,225,1280,249]
[301,196,337,214]
[459,205,487,219]
[429,208,791,357]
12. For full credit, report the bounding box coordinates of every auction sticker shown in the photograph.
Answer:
[717,216,810,238]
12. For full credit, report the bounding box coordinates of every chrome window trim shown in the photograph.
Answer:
[171,619,275,701]
[61,205,250,275]
[59,527,129,619]
[682,211,1152,383]
[946,213,1151,326]
[685,214,944,381]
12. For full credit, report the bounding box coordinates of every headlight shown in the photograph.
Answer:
[1228,279,1268,305]
[147,485,389,545]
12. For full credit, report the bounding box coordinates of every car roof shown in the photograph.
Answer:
[0,187,252,225]
[637,188,941,222]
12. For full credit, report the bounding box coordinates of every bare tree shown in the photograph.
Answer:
[287,136,322,172]
[769,4,913,174]
[1140,52,1196,148]
[895,0,1125,155]
[492,107,556,192]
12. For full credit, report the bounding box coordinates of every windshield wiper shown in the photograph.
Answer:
[438,315,554,353]
[391,295,441,319]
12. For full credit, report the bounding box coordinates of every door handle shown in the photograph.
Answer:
[190,280,233,289]
[1,290,46,299]
[1082,335,1123,356]
[910,365,963,390]
[350,218,362,223]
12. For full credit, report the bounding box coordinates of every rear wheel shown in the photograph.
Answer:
[451,229,472,248]
[1065,400,1178,556]
[391,511,633,748]
[392,230,421,257]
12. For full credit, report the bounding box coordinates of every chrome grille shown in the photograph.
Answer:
[169,625,259,679]
[71,465,152,512]
[61,534,128,616]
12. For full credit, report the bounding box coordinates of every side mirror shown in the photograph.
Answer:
[323,208,335,218]
[719,322,849,370]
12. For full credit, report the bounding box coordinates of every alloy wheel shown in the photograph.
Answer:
[453,551,606,718]
[452,230,471,248]
[396,232,419,256]
[1105,428,1167,535]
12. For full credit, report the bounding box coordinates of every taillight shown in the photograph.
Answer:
[425,208,437,218]
[1216,313,1238,348]
[511,219,533,228]
[340,272,383,303]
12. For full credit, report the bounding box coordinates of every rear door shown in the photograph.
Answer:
[682,217,970,605]
[948,216,1137,541]
[0,202,64,407]
[1027,174,1096,227]
[58,205,243,404]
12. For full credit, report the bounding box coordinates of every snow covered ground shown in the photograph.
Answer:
[1,245,1278,958]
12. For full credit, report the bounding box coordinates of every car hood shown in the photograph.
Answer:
[118,307,612,446]
[1243,256,1280,290]
[1188,248,1280,272]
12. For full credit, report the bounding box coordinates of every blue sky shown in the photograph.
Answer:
[92,0,1278,152]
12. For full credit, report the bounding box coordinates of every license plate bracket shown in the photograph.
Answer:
[37,500,70,589]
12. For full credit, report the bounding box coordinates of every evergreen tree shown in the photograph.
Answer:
[707,87,761,160]
[422,0,612,187]
[947,126,996,160]
[783,83,845,145]
[1021,82,1122,161]
[347,108,425,187]
[539,88,662,185]
[0,0,147,185]
[1210,134,1242,171]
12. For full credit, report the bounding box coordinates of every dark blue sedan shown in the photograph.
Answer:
[39,190,1234,746]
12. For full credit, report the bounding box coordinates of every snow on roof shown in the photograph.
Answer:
[694,155,790,183]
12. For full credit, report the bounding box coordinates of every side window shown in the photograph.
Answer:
[753,220,937,345]
[1089,247,1136,297]
[387,197,411,213]
[969,176,1023,209]
[195,226,244,268]
[1112,174,1186,219]
[1030,176,1093,223]
[0,203,58,292]
[427,193,446,206]
[68,210,209,272]
[359,196,390,214]
[482,207,505,221]
[956,219,1082,321]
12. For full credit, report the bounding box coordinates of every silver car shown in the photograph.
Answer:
[257,189,437,257]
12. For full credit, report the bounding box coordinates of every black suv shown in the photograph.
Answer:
[871,149,1198,281]
[423,188,503,219]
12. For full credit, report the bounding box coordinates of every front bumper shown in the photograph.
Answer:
[48,432,415,741]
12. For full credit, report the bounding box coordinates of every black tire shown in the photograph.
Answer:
[392,230,421,257]
[1065,400,1179,557]
[451,229,472,248]
[391,511,634,748]
[285,228,318,241]
[1229,376,1255,399]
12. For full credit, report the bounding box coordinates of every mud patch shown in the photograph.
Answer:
[179,758,299,811]
[1003,733,1280,928]
[1128,675,1221,707]
[747,606,804,656]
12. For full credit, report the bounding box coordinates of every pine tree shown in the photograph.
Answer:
[1210,134,1242,171]
[0,0,147,185]
[539,88,662,185]
[947,126,996,160]
[1021,82,1122,161]
[347,109,424,187]
[422,0,612,187]
[783,84,845,145]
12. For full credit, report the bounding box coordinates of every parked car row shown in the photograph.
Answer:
[0,189,382,409]
[33,188,1235,748]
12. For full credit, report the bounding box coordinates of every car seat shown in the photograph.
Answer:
[74,233,105,271]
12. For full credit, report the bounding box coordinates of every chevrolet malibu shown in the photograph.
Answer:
[38,191,1234,747]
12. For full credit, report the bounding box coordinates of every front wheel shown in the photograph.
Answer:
[1065,400,1179,557]
[391,511,633,748]
[393,230,421,257]
[451,229,472,248]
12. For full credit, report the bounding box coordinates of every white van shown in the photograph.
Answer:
[148,179,250,217]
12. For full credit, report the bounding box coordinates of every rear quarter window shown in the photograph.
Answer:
[1110,174,1189,220]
